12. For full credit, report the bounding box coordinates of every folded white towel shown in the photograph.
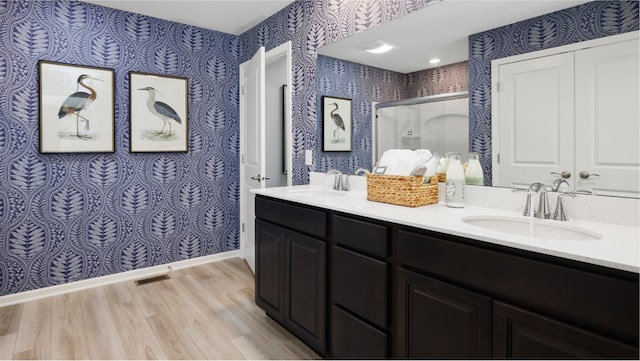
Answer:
[414,149,433,168]
[379,149,415,175]
[395,158,416,176]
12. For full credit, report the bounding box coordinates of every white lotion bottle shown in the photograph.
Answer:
[465,152,484,185]
[445,152,465,207]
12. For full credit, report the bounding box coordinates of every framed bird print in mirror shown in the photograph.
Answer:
[322,96,352,152]
[129,72,188,152]
[38,61,115,153]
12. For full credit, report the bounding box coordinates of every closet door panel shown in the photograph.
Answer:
[575,39,640,197]
[495,52,574,188]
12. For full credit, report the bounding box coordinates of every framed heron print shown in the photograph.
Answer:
[322,96,352,152]
[129,72,188,152]
[39,61,115,153]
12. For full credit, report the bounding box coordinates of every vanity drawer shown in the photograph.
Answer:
[256,196,326,238]
[332,214,388,258]
[331,305,387,359]
[332,245,387,328]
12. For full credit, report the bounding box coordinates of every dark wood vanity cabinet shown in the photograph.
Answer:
[397,228,639,359]
[255,197,327,355]
[255,195,639,359]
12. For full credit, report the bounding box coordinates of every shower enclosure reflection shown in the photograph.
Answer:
[374,92,469,164]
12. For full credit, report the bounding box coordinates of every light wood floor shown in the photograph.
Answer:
[0,257,319,360]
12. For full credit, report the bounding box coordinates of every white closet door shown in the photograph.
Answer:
[496,52,575,189]
[575,40,640,197]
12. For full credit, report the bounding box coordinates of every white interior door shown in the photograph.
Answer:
[495,52,575,188]
[575,39,640,197]
[240,46,265,273]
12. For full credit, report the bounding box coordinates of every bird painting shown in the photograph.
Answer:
[329,102,345,142]
[138,86,182,138]
[57,74,102,139]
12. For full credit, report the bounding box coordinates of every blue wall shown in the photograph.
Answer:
[469,1,639,184]
[240,0,439,184]
[0,0,239,296]
[0,0,441,297]
[2,0,637,297]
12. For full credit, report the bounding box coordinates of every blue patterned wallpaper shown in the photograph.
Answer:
[2,0,635,297]
[315,55,406,173]
[240,0,440,184]
[0,0,240,296]
[405,61,468,99]
[469,0,639,184]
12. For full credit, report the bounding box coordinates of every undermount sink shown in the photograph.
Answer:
[287,189,347,198]
[461,215,602,241]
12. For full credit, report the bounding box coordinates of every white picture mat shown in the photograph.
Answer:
[40,62,114,153]
[322,96,352,152]
[129,73,188,152]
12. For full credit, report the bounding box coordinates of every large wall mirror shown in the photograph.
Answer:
[315,0,640,199]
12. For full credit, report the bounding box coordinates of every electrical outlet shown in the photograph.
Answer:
[305,150,313,165]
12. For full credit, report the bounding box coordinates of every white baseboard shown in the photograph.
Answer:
[0,250,241,308]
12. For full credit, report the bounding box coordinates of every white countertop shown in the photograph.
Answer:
[253,185,640,273]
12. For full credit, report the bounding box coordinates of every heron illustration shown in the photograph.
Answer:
[329,102,345,142]
[57,74,102,139]
[138,87,182,138]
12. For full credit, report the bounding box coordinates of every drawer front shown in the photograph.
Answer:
[332,214,388,258]
[332,246,387,328]
[397,228,639,345]
[256,196,326,238]
[331,306,387,359]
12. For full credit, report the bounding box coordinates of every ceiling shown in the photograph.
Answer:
[82,0,591,73]
[318,0,590,73]
[82,0,295,35]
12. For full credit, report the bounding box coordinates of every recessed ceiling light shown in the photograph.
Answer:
[364,41,394,54]
[429,58,441,64]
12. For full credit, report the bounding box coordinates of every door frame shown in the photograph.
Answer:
[239,41,292,266]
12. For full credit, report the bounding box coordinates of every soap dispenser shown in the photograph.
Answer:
[465,152,484,185]
[445,152,465,208]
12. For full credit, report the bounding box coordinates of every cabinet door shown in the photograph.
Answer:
[396,269,492,358]
[575,39,640,197]
[286,230,326,353]
[494,301,638,358]
[255,219,285,321]
[495,52,575,189]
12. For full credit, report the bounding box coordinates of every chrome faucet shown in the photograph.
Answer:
[551,178,569,192]
[355,167,371,176]
[534,186,551,219]
[522,182,544,217]
[327,169,349,191]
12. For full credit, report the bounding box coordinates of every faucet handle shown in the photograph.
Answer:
[522,192,533,217]
[553,192,577,221]
[342,175,350,191]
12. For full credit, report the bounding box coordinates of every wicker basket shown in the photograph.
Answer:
[436,172,446,183]
[366,174,439,207]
